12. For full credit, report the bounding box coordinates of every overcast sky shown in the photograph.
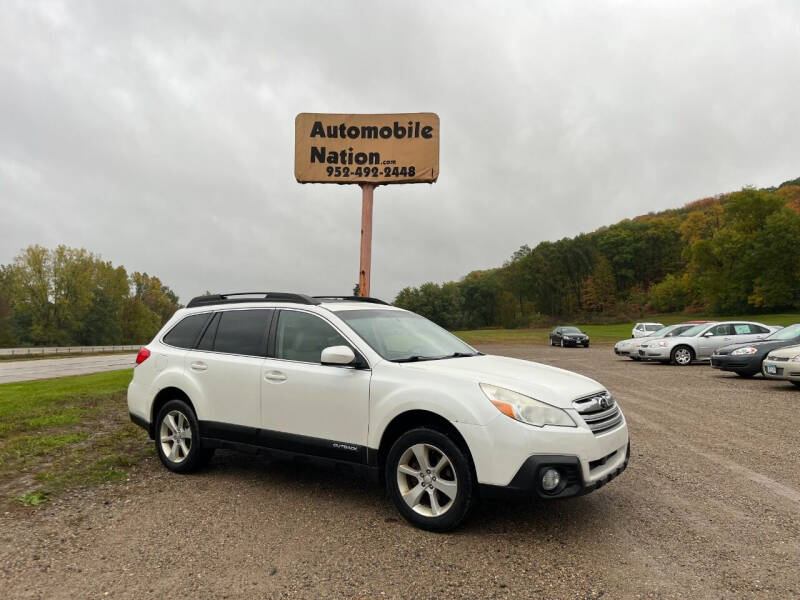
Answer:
[1,1,799,303]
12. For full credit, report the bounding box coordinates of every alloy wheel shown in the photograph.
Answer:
[396,443,458,517]
[674,348,692,365]
[159,410,192,463]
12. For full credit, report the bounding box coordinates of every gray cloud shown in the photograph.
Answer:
[1,0,799,303]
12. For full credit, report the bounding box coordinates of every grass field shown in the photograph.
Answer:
[0,370,152,507]
[455,313,800,345]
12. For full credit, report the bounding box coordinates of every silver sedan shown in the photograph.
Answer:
[637,321,777,365]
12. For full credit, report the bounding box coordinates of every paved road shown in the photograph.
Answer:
[2,344,799,598]
[0,353,136,384]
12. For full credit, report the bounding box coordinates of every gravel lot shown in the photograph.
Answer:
[2,344,799,599]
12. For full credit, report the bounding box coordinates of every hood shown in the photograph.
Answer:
[765,343,800,359]
[715,339,794,355]
[641,335,694,348]
[400,354,604,409]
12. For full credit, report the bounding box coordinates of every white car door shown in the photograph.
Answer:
[184,309,273,441]
[259,309,371,461]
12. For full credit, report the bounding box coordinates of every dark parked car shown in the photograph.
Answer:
[711,323,800,377]
[550,326,590,347]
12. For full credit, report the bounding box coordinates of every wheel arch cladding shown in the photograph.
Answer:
[150,387,196,438]
[377,410,476,481]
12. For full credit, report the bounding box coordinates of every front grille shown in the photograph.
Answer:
[573,392,623,435]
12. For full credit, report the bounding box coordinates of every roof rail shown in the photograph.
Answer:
[313,295,389,305]
[186,292,320,309]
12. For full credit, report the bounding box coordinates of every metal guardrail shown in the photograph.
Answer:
[0,345,141,357]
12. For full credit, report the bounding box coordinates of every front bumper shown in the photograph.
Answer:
[711,354,759,374]
[562,338,590,347]
[455,407,629,497]
[762,358,800,381]
[480,442,630,499]
[638,346,669,360]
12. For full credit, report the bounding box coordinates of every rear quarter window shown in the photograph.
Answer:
[163,313,211,349]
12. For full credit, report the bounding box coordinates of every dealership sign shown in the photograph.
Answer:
[294,113,440,184]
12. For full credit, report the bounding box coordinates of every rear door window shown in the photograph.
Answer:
[163,313,211,349]
[213,310,272,357]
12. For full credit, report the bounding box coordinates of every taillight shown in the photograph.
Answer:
[135,347,151,365]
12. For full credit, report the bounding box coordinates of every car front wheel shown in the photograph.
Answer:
[155,399,214,473]
[385,428,474,532]
[670,346,694,366]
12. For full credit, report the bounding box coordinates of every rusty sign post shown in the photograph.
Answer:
[295,113,439,297]
[359,183,375,296]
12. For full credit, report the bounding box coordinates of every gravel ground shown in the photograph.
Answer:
[1,344,799,599]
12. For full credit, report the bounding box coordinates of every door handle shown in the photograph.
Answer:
[265,371,287,383]
[190,361,208,371]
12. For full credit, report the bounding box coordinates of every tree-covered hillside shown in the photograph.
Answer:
[395,177,800,329]
[0,245,182,346]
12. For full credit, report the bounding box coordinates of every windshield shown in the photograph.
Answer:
[648,325,673,337]
[562,327,581,333]
[680,324,710,337]
[334,309,479,362]
[665,324,696,337]
[767,323,800,340]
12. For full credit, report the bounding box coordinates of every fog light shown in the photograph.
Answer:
[541,468,561,492]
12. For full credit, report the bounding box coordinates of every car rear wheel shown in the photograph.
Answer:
[155,399,214,473]
[385,428,474,532]
[670,346,694,366]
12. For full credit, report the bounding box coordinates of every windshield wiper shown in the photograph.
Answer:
[393,355,440,363]
[393,351,483,363]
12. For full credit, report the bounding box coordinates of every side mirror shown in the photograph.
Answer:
[703,331,714,337]
[321,345,356,366]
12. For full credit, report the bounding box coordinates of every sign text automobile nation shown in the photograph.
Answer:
[294,113,439,184]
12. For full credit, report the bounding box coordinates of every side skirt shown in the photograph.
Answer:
[198,420,380,482]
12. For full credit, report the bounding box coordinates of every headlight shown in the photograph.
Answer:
[731,347,757,355]
[479,383,576,427]
[791,354,800,362]
[657,341,670,347]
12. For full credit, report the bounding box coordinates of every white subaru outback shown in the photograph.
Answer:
[128,293,629,531]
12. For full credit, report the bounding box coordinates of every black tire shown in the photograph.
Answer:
[385,427,474,532]
[670,345,694,366]
[584,342,590,348]
[791,381,800,388]
[736,371,755,378]
[155,399,214,473]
